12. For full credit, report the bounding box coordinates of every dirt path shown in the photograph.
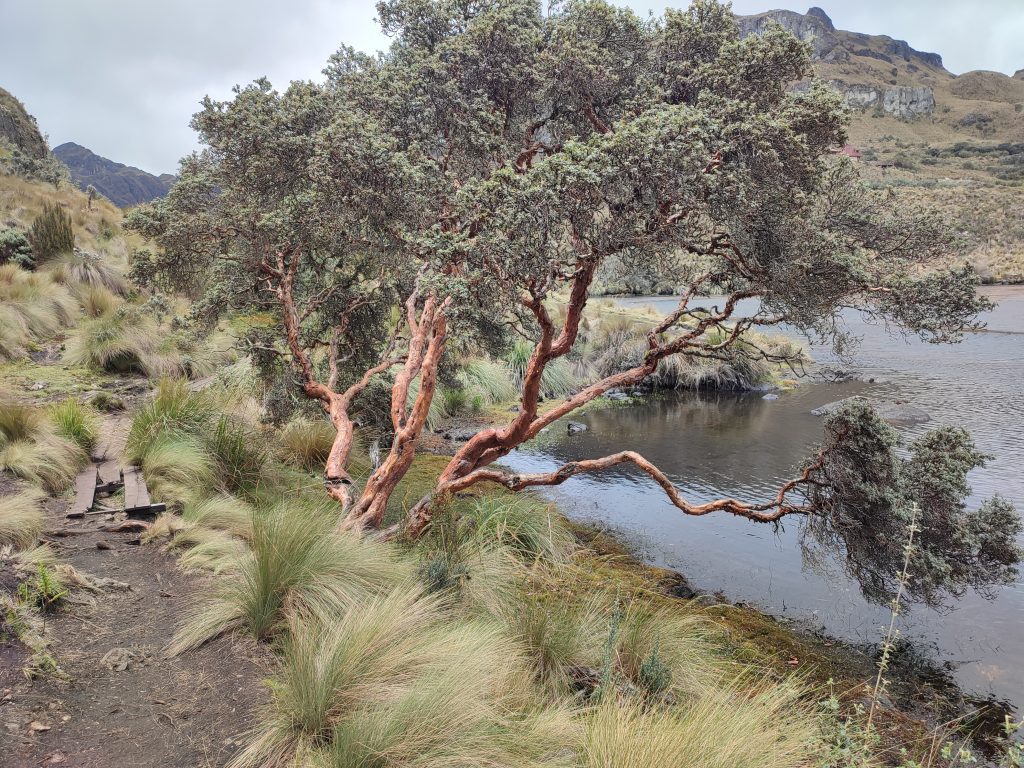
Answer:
[2,418,270,768]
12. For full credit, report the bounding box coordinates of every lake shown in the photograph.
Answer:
[502,286,1024,710]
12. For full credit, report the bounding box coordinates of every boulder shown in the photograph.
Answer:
[567,421,588,435]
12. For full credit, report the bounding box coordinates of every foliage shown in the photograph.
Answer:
[804,400,1022,607]
[27,201,74,262]
[0,226,34,270]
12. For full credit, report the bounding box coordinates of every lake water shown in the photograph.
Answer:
[502,286,1024,710]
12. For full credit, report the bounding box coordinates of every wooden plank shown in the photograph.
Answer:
[67,467,98,518]
[97,460,122,492]
[123,466,164,516]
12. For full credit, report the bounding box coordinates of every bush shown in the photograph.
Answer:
[48,250,127,295]
[27,202,74,262]
[0,227,34,270]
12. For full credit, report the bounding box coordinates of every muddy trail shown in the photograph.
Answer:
[1,417,269,768]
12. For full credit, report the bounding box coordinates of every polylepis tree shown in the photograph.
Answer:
[132,0,1020,608]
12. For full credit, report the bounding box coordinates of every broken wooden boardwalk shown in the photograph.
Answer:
[68,452,165,519]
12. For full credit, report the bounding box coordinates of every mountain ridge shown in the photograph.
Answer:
[53,141,174,208]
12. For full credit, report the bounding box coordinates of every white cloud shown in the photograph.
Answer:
[2,1,1021,174]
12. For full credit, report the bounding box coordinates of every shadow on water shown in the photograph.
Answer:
[503,287,1024,713]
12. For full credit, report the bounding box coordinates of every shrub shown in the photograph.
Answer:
[48,398,99,452]
[0,227,34,270]
[0,489,46,550]
[27,202,74,262]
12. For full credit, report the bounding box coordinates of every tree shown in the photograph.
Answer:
[28,201,74,261]
[134,0,1019,607]
[86,184,98,209]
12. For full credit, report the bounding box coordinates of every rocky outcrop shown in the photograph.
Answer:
[794,80,935,119]
[737,8,846,62]
[53,142,174,208]
[736,8,943,71]
[0,87,48,158]
[881,86,935,118]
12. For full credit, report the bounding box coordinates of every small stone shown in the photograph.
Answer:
[96,541,113,550]
[762,393,779,401]
[29,721,51,732]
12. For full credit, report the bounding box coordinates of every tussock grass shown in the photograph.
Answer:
[465,495,575,563]
[73,283,120,318]
[500,594,608,696]
[582,682,818,768]
[278,416,335,470]
[63,310,162,375]
[507,340,580,399]
[135,434,215,507]
[0,263,78,360]
[233,589,569,768]
[48,397,98,451]
[47,250,127,295]
[457,356,518,406]
[0,400,87,492]
[0,488,46,550]
[168,501,415,654]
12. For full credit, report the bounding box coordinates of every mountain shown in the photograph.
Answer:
[736,7,1024,136]
[0,86,48,158]
[53,142,173,207]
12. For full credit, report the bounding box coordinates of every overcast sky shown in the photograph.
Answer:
[3,1,1022,175]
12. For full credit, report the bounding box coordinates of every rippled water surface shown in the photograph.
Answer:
[503,286,1024,709]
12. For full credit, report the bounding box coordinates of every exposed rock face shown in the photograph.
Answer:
[881,86,936,119]
[737,7,943,70]
[53,142,174,208]
[795,80,935,119]
[737,9,846,62]
[0,86,48,158]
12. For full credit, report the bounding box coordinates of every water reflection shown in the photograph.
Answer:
[503,287,1024,709]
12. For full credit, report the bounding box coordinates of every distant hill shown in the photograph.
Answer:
[53,142,174,208]
[0,86,49,158]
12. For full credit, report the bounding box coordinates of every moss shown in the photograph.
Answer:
[0,358,121,401]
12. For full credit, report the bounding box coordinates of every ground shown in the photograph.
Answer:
[1,419,271,768]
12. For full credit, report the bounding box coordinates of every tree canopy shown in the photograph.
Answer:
[128,0,1020,607]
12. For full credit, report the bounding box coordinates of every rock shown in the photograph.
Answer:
[604,390,630,402]
[762,393,779,401]
[96,541,113,550]
[29,381,46,391]
[811,396,865,417]
[567,421,588,435]
[29,721,51,732]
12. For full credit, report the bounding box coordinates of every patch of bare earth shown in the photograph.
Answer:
[2,419,270,768]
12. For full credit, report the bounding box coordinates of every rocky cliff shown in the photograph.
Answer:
[0,87,48,158]
[53,142,174,207]
[737,7,945,119]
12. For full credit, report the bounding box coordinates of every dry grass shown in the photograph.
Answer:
[0,399,88,492]
[0,488,46,550]
[0,263,78,360]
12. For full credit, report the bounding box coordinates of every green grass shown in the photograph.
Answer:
[582,682,818,768]
[48,397,98,452]
[278,416,335,471]
[0,399,87,492]
[168,500,416,654]
[0,488,46,550]
[463,495,575,563]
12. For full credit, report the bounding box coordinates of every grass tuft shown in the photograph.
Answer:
[48,397,99,452]
[278,416,335,471]
[0,488,46,550]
